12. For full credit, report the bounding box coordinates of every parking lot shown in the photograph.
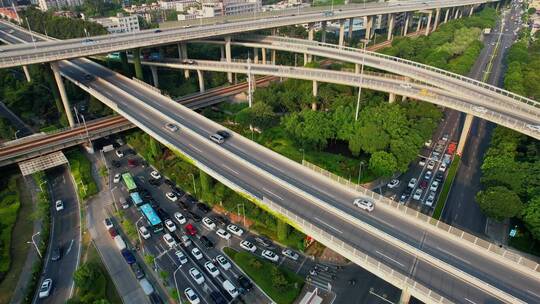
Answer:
[102,143,341,303]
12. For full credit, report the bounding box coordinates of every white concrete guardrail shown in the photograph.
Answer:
[64,58,531,304]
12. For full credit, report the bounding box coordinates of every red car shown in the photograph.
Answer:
[419,180,428,189]
[127,159,137,167]
[185,223,198,236]
[108,227,118,238]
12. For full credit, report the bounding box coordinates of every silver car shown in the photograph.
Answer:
[352,198,374,212]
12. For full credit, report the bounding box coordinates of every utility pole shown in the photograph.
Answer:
[355,39,369,121]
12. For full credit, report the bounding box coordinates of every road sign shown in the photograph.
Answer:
[509,228,517,237]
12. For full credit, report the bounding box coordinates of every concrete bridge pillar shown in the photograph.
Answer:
[253,48,259,64]
[338,19,346,47]
[150,66,159,88]
[262,48,267,64]
[225,36,233,83]
[22,65,31,82]
[469,5,475,17]
[365,16,373,40]
[425,11,433,35]
[399,290,411,304]
[454,8,460,19]
[387,13,395,41]
[197,70,205,93]
[220,45,225,60]
[132,48,143,80]
[456,113,474,156]
[271,28,277,36]
[307,23,315,62]
[271,49,276,65]
[389,93,396,103]
[433,8,441,31]
[120,51,130,76]
[178,43,190,79]
[444,8,450,23]
[348,17,354,41]
[321,21,327,43]
[50,62,75,127]
[416,16,422,32]
[355,63,360,74]
[312,80,318,110]
[458,8,463,19]
[403,13,411,36]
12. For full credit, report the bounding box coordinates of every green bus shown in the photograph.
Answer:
[122,173,137,192]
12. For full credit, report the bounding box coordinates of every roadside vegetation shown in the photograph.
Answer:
[66,149,98,200]
[223,247,303,304]
[0,175,22,281]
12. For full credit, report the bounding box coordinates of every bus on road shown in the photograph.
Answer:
[130,192,144,207]
[122,173,137,192]
[140,203,163,233]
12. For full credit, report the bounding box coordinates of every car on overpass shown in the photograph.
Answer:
[352,198,375,212]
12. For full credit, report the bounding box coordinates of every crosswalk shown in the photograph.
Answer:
[305,265,339,291]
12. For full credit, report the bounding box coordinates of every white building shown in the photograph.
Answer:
[159,0,197,11]
[38,0,83,11]
[91,13,140,34]
[198,0,260,17]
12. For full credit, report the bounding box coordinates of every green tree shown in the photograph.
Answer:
[199,170,214,203]
[475,186,524,221]
[277,220,289,241]
[369,151,397,177]
[522,196,540,241]
[74,263,100,292]
[235,102,277,130]
[271,267,288,290]
[282,110,334,150]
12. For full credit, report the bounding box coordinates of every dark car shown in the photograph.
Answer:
[182,194,196,204]
[435,172,444,182]
[164,179,174,187]
[213,215,229,226]
[125,148,135,155]
[154,29,162,33]
[403,187,412,196]
[196,203,211,214]
[149,178,161,186]
[149,293,163,304]
[112,160,121,168]
[188,211,202,222]
[237,275,253,292]
[84,73,94,81]
[121,249,136,264]
[419,180,428,189]
[209,291,227,304]
[51,246,61,261]
[131,263,145,279]
[177,200,189,211]
[200,235,214,248]
[156,208,170,220]
[253,236,274,249]
[216,130,231,139]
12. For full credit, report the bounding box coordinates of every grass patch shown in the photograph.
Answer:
[432,155,461,219]
[82,243,122,304]
[0,176,32,303]
[0,176,22,281]
[223,247,303,304]
[66,148,98,200]
[39,125,60,133]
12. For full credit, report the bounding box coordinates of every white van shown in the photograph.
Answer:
[139,278,154,295]
[209,133,225,144]
[222,280,239,298]
[114,235,126,251]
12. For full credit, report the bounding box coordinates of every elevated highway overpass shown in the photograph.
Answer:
[0,0,498,68]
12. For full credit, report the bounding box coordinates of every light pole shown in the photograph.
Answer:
[357,161,364,184]
[355,39,369,121]
[188,173,197,195]
[27,231,42,258]
[247,53,253,108]
[299,148,305,163]
[135,216,146,254]
[237,203,246,227]
[25,17,36,49]
[173,265,182,304]
[14,130,20,139]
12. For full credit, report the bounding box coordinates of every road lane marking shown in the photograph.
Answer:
[527,289,540,297]
[66,239,74,255]
[436,247,471,265]
[262,187,283,200]
[296,256,308,274]
[375,250,405,267]
[314,217,343,234]
[222,164,239,175]
[188,143,202,153]
[464,298,477,304]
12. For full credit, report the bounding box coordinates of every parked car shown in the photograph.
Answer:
[419,180,428,189]
[216,228,231,240]
[222,280,239,298]
[196,203,211,214]
[435,172,444,182]
[165,192,177,202]
[131,263,145,279]
[202,217,216,230]
[408,178,417,188]
[227,224,244,236]
[191,247,203,260]
[240,240,257,253]
[282,248,299,261]
[163,233,176,248]
[187,211,202,222]
[108,227,118,238]
[413,188,423,200]
[427,160,435,170]
[38,279,53,298]
[103,218,114,229]
[387,179,400,189]
[184,287,200,304]
[174,212,186,224]
[352,198,375,212]
[418,158,426,166]
[189,268,205,285]
[127,159,137,167]
[261,250,279,262]
[150,170,161,179]
[424,170,432,180]
[165,219,177,232]
[121,249,136,264]
[181,235,192,247]
[185,224,198,236]
[139,226,151,239]
[175,250,188,265]
[55,200,64,211]
[439,163,447,172]
[115,149,124,158]
[204,261,220,277]
[430,181,440,192]
[200,235,214,248]
[425,191,436,207]
[216,255,231,270]
[253,236,274,249]
[237,275,253,292]
[113,173,121,183]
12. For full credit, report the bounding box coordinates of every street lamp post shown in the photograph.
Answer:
[173,265,182,304]
[27,231,42,258]
[355,39,369,121]
[189,173,197,195]
[299,148,305,163]
[237,203,246,227]
[135,216,146,254]
[357,161,364,184]
[38,180,47,192]
[14,130,20,139]
[247,54,253,108]
[25,17,36,49]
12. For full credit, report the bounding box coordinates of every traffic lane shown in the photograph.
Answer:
[62,61,525,303]
[38,167,80,304]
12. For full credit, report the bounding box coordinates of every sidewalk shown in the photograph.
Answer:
[10,177,43,304]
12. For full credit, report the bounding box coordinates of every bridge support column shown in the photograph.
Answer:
[225,36,233,83]
[433,8,440,31]
[403,13,410,36]
[389,93,396,103]
[197,70,205,93]
[469,5,475,17]
[271,50,276,65]
[178,43,190,79]
[253,48,259,64]
[312,80,318,110]
[456,113,474,156]
[321,21,327,43]
[120,51,130,76]
[399,290,411,304]
[338,19,345,47]
[22,65,31,82]
[50,62,75,127]
[416,16,422,32]
[355,63,360,74]
[262,48,267,64]
[364,16,373,40]
[348,18,354,42]
[444,8,450,23]
[220,45,225,60]
[454,8,460,19]
[425,11,433,35]
[307,23,315,62]
[132,48,143,80]
[458,8,463,19]
[150,66,159,88]
[387,13,395,41]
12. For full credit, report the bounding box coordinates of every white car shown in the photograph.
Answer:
[202,217,216,230]
[165,123,179,132]
[174,212,186,224]
[526,124,540,132]
[226,224,244,236]
[216,255,231,270]
[113,173,121,183]
[387,179,400,189]
[424,170,432,180]
[425,191,436,207]
[240,240,257,253]
[261,250,279,262]
[150,170,161,180]
[181,235,192,247]
[204,261,220,277]
[419,158,426,166]
[189,267,205,285]
[165,192,177,202]
[191,247,203,260]
[175,250,188,265]
[408,178,417,188]
[439,163,447,172]
[427,160,435,170]
[413,188,423,200]
[139,226,151,239]
[282,249,299,261]
[55,200,64,211]
[216,228,231,240]
[352,198,374,212]
[165,219,177,232]
[38,278,52,298]
[163,233,176,248]
[400,83,412,89]
[103,218,113,229]
[184,287,200,304]
[115,149,124,158]
[430,181,440,192]
[472,106,488,114]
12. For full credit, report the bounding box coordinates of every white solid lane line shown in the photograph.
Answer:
[221,164,239,175]
[436,246,471,265]
[262,187,283,201]
[188,143,202,153]
[375,250,405,267]
[314,217,343,234]
[464,297,477,304]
